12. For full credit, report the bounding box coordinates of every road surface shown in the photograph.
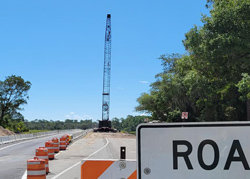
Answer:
[0,130,85,179]
[0,131,136,179]
[46,132,136,179]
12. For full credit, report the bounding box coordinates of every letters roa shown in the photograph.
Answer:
[173,139,250,170]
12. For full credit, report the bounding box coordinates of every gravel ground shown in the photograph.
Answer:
[88,132,136,139]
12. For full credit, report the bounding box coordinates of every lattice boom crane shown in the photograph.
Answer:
[94,14,116,132]
[102,14,111,122]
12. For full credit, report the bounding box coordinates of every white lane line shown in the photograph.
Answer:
[21,170,27,179]
[50,138,109,179]
[0,140,35,151]
[85,138,109,159]
[51,161,81,179]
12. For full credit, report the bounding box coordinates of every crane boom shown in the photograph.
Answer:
[93,14,116,132]
[102,14,111,121]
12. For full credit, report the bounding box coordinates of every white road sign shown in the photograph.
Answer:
[137,122,250,179]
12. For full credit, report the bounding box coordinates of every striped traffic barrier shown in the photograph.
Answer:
[63,134,69,146]
[45,141,55,160]
[81,159,137,179]
[27,157,46,179]
[51,137,59,153]
[60,136,67,150]
[35,147,49,174]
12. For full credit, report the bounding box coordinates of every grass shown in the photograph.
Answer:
[129,131,136,135]
[22,130,51,134]
[120,130,136,135]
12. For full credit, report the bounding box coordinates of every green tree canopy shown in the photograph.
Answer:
[0,75,31,127]
[136,0,250,122]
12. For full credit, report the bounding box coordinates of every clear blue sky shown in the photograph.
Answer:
[0,0,209,121]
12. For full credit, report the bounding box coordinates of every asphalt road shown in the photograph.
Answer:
[43,132,136,179]
[0,130,85,179]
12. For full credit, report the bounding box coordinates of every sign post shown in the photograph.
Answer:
[137,122,250,179]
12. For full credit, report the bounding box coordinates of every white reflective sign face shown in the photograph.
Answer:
[137,122,250,179]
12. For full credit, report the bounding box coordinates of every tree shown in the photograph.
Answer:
[119,115,146,132]
[136,54,199,122]
[183,0,250,121]
[236,73,250,121]
[111,117,121,131]
[136,0,250,122]
[0,75,31,126]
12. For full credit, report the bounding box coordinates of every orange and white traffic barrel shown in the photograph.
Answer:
[45,141,55,160]
[60,136,67,150]
[35,147,49,174]
[27,157,46,179]
[51,137,59,153]
[63,134,69,146]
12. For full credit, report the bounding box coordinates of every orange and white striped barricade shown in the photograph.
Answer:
[81,159,137,179]
[51,137,59,153]
[60,135,67,150]
[63,134,69,146]
[27,157,46,179]
[35,147,49,174]
[45,140,55,160]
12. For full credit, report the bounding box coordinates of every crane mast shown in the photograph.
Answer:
[93,14,116,132]
[102,14,111,121]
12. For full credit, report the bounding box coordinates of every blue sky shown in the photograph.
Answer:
[0,0,209,121]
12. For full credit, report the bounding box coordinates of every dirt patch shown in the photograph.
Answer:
[86,132,136,139]
[0,126,15,136]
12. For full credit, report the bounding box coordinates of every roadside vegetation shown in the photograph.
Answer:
[22,115,149,134]
[22,116,147,134]
[111,115,149,133]
[0,75,31,133]
[136,0,250,122]
[22,130,51,134]
[24,119,93,131]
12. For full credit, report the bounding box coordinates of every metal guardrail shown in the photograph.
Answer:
[0,129,85,145]
[70,129,91,141]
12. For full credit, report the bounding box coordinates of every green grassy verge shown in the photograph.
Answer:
[129,131,136,135]
[22,130,51,134]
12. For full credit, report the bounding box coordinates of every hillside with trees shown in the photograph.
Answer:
[136,0,250,122]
